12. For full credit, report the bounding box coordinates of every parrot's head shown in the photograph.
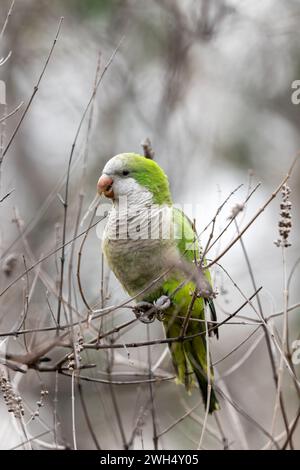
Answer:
[97,153,172,206]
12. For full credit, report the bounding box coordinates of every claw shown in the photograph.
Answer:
[133,296,171,324]
[133,301,156,323]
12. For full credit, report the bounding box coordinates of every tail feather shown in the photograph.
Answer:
[185,340,219,413]
[206,298,219,339]
[167,324,195,392]
[165,322,219,413]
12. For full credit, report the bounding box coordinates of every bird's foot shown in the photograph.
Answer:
[133,295,171,323]
[133,301,156,323]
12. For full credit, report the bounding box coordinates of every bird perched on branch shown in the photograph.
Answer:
[97,152,219,412]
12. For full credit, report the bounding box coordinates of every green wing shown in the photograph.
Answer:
[172,208,218,336]
[161,208,219,412]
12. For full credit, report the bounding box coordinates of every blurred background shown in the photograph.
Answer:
[0,0,299,450]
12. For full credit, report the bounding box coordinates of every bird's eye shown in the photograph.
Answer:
[122,170,130,176]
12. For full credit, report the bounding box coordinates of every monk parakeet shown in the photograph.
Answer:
[97,153,219,413]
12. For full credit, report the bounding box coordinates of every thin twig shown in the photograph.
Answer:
[2,18,64,160]
[147,325,159,450]
[0,101,23,124]
[57,37,123,328]
[71,371,77,450]
[197,304,212,449]
[0,0,15,40]
[77,379,101,449]
[0,188,14,203]
[206,155,299,268]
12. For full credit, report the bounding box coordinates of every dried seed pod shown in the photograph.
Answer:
[0,371,25,419]
[274,184,292,248]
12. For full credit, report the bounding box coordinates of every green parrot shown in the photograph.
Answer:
[97,153,219,413]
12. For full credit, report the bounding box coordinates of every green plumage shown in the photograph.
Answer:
[101,153,219,413]
[124,154,172,206]
[142,208,219,413]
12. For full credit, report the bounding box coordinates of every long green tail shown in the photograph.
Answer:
[164,318,219,413]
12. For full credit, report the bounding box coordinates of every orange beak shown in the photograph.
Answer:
[97,174,114,199]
